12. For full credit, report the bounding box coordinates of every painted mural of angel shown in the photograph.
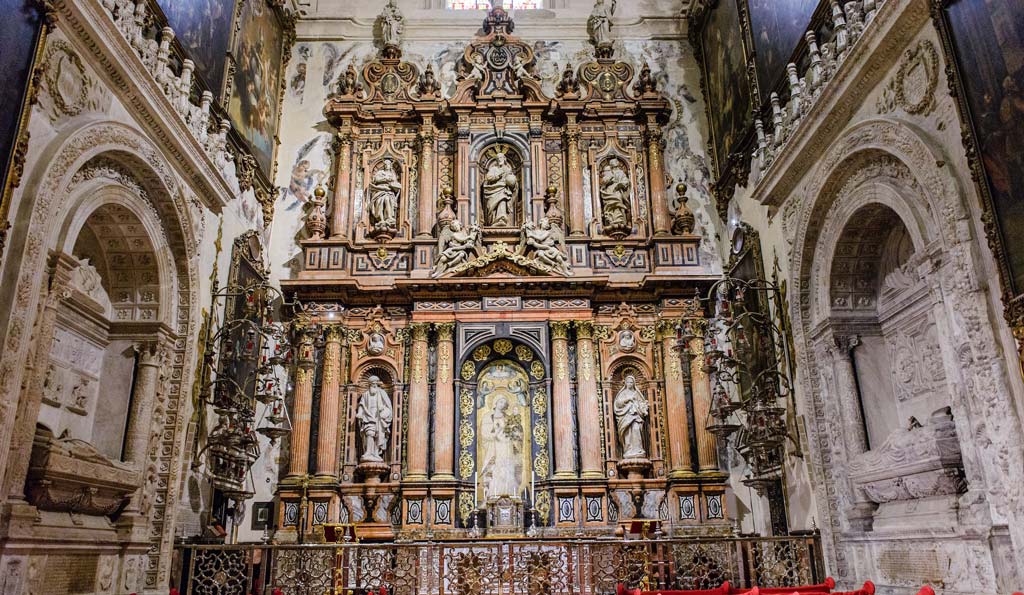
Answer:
[433,220,483,277]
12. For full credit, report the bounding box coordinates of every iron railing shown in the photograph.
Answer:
[175,534,825,595]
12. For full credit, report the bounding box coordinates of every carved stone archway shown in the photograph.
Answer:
[0,119,201,592]
[788,118,1024,585]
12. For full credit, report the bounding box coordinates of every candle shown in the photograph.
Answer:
[531,471,536,503]
[474,472,479,508]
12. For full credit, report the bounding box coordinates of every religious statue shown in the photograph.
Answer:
[379,0,404,48]
[513,55,537,83]
[614,374,648,459]
[481,151,518,227]
[434,220,483,277]
[588,0,616,48]
[480,396,522,500]
[618,329,636,352]
[518,218,571,276]
[368,159,401,231]
[367,332,386,356]
[599,158,632,231]
[356,376,393,462]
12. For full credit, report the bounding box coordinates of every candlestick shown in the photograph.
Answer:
[531,471,536,503]
[474,472,479,508]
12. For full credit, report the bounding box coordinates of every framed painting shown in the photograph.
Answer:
[746,0,821,94]
[154,0,237,98]
[696,0,754,198]
[935,0,1024,346]
[0,0,46,254]
[228,0,288,177]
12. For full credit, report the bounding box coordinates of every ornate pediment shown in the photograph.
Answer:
[443,242,565,279]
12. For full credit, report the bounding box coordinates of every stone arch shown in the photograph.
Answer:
[787,118,1024,581]
[0,119,201,591]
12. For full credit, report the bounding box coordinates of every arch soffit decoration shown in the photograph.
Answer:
[457,337,547,382]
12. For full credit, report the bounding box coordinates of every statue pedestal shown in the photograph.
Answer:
[617,458,652,481]
[485,496,524,537]
[357,461,390,484]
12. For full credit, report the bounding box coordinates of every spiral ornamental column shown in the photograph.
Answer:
[405,323,431,480]
[287,328,317,478]
[575,321,603,478]
[551,321,577,478]
[432,322,456,479]
[315,326,345,479]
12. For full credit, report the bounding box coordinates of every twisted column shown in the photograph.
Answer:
[661,322,694,478]
[575,321,603,478]
[432,322,456,479]
[315,326,344,478]
[287,328,317,478]
[405,323,431,480]
[551,321,577,477]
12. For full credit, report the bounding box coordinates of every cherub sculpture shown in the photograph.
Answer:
[433,220,483,277]
[517,218,571,276]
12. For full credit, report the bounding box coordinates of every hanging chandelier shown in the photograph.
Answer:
[195,277,303,503]
[682,275,793,496]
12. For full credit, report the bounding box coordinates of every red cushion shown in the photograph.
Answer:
[914,587,934,595]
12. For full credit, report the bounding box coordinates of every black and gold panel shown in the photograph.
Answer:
[455,338,551,528]
[746,0,821,94]
[154,0,236,97]
[936,0,1024,303]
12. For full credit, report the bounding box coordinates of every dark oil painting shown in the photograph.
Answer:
[700,0,754,179]
[154,0,234,95]
[1,0,43,193]
[156,0,236,96]
[747,0,820,93]
[944,0,1024,294]
[229,0,285,176]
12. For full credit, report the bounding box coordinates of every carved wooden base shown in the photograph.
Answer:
[617,458,652,480]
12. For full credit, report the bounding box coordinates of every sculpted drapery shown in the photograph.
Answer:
[356,376,393,462]
[614,374,648,459]
[482,152,518,227]
[368,159,401,230]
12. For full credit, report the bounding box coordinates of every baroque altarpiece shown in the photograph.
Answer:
[279,5,728,541]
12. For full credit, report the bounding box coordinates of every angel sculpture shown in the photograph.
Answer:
[433,220,483,277]
[517,218,571,276]
[513,55,537,84]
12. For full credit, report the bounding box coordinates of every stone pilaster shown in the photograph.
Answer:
[575,321,603,478]
[405,323,431,480]
[661,322,694,478]
[287,328,317,478]
[315,326,344,479]
[330,132,353,239]
[550,321,577,477]
[432,322,456,479]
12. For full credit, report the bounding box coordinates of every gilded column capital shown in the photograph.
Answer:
[550,320,572,340]
[435,322,455,341]
[656,318,680,340]
[325,325,346,343]
[574,320,595,339]
[410,322,431,342]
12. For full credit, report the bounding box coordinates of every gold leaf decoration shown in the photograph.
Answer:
[530,360,545,380]
[459,451,475,479]
[460,388,474,417]
[472,344,491,361]
[493,339,513,355]
[515,345,533,362]
[534,419,548,447]
[461,360,476,381]
[531,386,548,415]
[459,418,474,448]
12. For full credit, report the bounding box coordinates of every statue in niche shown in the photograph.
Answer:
[434,220,483,277]
[599,158,632,231]
[518,218,571,275]
[367,332,386,356]
[379,0,404,48]
[614,374,648,459]
[588,0,616,47]
[367,159,401,232]
[356,376,393,462]
[618,329,636,352]
[480,396,522,500]
[481,151,518,227]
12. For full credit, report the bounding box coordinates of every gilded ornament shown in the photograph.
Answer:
[534,451,550,478]
[532,386,548,415]
[459,419,474,447]
[555,342,568,381]
[295,367,313,385]
[436,322,455,341]
[530,360,545,380]
[493,339,513,355]
[639,325,657,342]
[461,360,476,381]
[412,342,427,383]
[550,320,571,339]
[472,344,491,361]
[579,341,594,381]
[411,323,430,341]
[438,342,452,383]
[459,452,475,479]
[535,490,551,524]
[534,419,548,447]
[515,345,533,362]
[460,388,474,417]
[459,491,474,524]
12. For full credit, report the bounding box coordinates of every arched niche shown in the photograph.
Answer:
[469,135,534,230]
[604,355,656,464]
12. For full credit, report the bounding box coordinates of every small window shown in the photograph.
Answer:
[447,0,542,8]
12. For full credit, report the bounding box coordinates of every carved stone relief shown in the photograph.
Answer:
[876,40,939,116]
[39,39,106,124]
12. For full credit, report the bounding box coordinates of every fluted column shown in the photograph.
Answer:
[432,322,456,479]
[416,123,437,238]
[288,328,317,478]
[551,321,576,477]
[564,123,586,237]
[575,321,603,478]
[315,326,344,478]
[123,342,166,468]
[330,132,353,239]
[829,334,868,455]
[645,118,671,236]
[661,323,694,478]
[406,323,431,480]
[691,331,719,473]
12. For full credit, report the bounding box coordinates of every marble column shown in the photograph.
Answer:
[564,123,586,237]
[287,328,317,478]
[551,321,577,477]
[406,323,431,480]
[432,322,456,479]
[416,123,437,238]
[575,321,603,478]
[645,118,671,236]
[330,132,353,239]
[829,334,868,455]
[123,342,166,469]
[661,324,694,478]
[315,326,344,478]
[691,334,719,473]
